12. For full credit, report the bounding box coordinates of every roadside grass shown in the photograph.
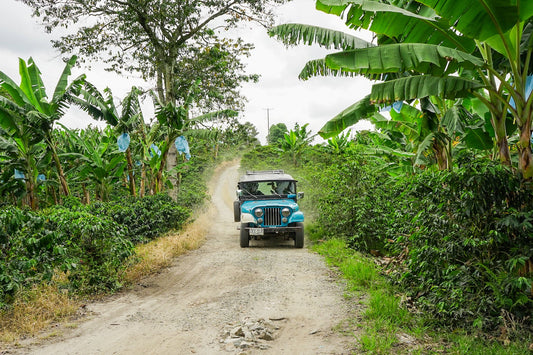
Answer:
[122,214,209,283]
[312,238,532,354]
[0,283,78,344]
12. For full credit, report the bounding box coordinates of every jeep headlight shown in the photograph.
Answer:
[281,208,291,217]
[254,208,263,218]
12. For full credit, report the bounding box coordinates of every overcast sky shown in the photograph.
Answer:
[0,0,374,144]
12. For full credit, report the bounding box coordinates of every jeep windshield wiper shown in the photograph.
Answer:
[241,188,258,198]
[270,190,282,198]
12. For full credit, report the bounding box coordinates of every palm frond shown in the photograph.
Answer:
[319,95,378,139]
[370,76,484,105]
[269,23,373,50]
[316,0,475,52]
[298,59,364,80]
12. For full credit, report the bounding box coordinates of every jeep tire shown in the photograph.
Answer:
[240,223,249,247]
[294,222,304,248]
[233,201,241,222]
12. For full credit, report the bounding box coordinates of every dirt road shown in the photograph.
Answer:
[18,163,354,354]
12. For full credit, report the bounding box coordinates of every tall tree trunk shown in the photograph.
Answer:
[517,119,533,179]
[26,179,37,210]
[166,143,178,201]
[125,147,137,197]
[138,123,148,198]
[140,163,146,198]
[492,112,512,166]
[433,141,449,171]
[49,185,58,205]
[82,183,90,204]
[46,133,70,196]
[155,134,178,193]
[53,151,70,196]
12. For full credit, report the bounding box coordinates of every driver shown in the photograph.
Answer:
[248,182,263,195]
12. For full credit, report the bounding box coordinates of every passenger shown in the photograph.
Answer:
[275,181,292,195]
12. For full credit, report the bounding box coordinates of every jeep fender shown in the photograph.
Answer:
[288,211,304,224]
[241,212,256,224]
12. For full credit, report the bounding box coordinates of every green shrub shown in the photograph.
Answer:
[301,145,410,254]
[396,160,533,333]
[242,144,533,338]
[0,207,55,307]
[46,208,134,293]
[240,145,284,171]
[89,194,191,243]
[0,206,134,304]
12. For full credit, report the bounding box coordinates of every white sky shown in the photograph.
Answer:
[0,0,375,144]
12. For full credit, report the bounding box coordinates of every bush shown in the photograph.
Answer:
[0,206,135,305]
[301,145,410,254]
[46,208,134,293]
[0,193,192,306]
[89,194,191,243]
[0,207,55,307]
[240,144,533,337]
[395,161,533,333]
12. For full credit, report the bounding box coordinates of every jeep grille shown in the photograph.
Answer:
[264,207,281,226]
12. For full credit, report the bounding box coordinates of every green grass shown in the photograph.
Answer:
[312,238,532,354]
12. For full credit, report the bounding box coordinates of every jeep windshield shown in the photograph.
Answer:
[239,180,296,199]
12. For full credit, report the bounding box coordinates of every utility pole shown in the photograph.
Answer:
[263,108,273,144]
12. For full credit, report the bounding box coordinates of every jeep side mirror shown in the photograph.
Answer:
[297,192,304,200]
[236,190,243,198]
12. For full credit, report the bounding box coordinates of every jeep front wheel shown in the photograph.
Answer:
[240,223,250,247]
[294,223,304,248]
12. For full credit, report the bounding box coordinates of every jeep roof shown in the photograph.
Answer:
[238,170,297,183]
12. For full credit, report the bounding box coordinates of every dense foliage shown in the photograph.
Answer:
[241,135,533,340]
[398,161,533,331]
[0,193,193,308]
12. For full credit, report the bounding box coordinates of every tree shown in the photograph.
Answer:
[21,0,290,194]
[172,41,259,112]
[0,110,46,209]
[271,1,533,177]
[280,123,315,165]
[216,119,260,148]
[0,56,85,196]
[21,0,285,105]
[72,84,147,197]
[61,125,126,202]
[268,123,288,145]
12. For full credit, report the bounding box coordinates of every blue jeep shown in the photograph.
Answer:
[234,170,304,248]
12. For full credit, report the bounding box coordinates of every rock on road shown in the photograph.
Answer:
[19,162,354,354]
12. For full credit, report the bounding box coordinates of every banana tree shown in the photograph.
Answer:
[324,0,533,176]
[61,125,126,202]
[326,131,352,154]
[280,123,315,166]
[271,25,484,172]
[151,82,239,193]
[272,1,533,176]
[150,92,187,194]
[0,112,45,209]
[0,56,86,195]
[72,84,146,197]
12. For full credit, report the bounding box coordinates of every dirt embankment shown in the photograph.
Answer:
[12,163,354,354]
